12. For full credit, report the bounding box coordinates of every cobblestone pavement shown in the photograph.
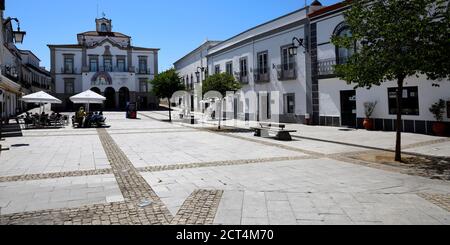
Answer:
[171,190,223,225]
[0,127,224,225]
[419,193,450,212]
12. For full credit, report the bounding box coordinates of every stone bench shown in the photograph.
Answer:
[250,122,297,141]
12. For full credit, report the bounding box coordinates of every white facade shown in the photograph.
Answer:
[174,41,220,112]
[174,0,450,135]
[0,2,24,119]
[311,3,450,134]
[49,18,159,111]
[175,6,318,123]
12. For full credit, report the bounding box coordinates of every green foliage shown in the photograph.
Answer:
[202,73,242,97]
[150,68,185,99]
[429,99,446,121]
[332,0,450,88]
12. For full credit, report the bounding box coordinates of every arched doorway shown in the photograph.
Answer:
[90,87,102,111]
[104,87,116,110]
[118,87,130,110]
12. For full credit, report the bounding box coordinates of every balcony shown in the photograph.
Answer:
[276,63,297,81]
[1,65,20,82]
[254,69,270,83]
[234,71,249,84]
[60,67,78,74]
[317,57,348,76]
[239,74,249,84]
[136,68,152,75]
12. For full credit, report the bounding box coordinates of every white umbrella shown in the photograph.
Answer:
[70,90,106,112]
[21,91,62,114]
[22,91,62,104]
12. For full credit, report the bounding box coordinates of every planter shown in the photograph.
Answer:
[432,122,447,136]
[363,118,374,130]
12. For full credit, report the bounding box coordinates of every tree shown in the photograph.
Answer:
[202,73,242,129]
[150,68,185,122]
[332,0,449,162]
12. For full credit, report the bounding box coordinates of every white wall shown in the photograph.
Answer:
[319,76,450,122]
[207,25,308,117]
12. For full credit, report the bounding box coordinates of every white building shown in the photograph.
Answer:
[1,0,23,119]
[174,40,221,112]
[174,0,450,136]
[49,17,159,111]
[175,1,324,123]
[310,1,450,134]
[19,50,52,93]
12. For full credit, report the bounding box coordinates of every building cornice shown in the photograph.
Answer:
[173,41,221,66]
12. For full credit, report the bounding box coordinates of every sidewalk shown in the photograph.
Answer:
[151,108,450,158]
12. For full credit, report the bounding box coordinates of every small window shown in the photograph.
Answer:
[335,26,355,64]
[117,58,126,72]
[101,23,108,32]
[215,65,220,74]
[64,79,74,94]
[103,56,112,72]
[89,57,98,72]
[226,62,233,75]
[284,93,295,114]
[281,46,295,71]
[388,86,419,115]
[239,58,248,77]
[257,51,268,74]
[64,57,74,73]
[139,57,148,74]
[139,79,148,92]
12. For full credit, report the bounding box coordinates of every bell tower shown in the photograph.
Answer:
[96,17,112,33]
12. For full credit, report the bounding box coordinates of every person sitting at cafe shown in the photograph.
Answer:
[84,112,93,128]
[75,107,86,128]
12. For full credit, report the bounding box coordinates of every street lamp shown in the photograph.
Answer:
[195,67,205,83]
[3,17,26,44]
[288,37,306,56]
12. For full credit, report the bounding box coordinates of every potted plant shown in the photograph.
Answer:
[363,101,377,130]
[429,99,447,136]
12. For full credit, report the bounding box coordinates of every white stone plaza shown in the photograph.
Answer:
[1,111,449,225]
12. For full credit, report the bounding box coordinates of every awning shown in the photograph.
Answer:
[21,91,62,104]
[70,90,106,104]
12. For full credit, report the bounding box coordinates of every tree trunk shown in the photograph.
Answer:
[218,99,222,130]
[395,76,405,162]
[168,99,172,122]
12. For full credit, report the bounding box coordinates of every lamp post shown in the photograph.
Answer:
[3,17,26,44]
[288,37,306,56]
[195,67,205,83]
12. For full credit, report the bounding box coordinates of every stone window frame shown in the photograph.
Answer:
[64,78,75,94]
[284,93,296,114]
[63,54,75,74]
[225,61,233,75]
[89,55,99,72]
[116,56,126,72]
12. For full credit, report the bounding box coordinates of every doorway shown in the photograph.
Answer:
[104,87,116,110]
[340,90,356,127]
[119,87,130,110]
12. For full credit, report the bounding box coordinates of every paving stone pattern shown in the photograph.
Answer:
[171,190,223,225]
[0,129,225,225]
[0,169,113,183]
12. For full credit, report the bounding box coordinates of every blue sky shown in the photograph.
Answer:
[5,0,339,71]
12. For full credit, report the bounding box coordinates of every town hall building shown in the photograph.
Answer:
[48,17,159,111]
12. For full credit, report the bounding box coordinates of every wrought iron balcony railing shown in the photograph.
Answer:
[317,57,349,76]
[61,67,78,74]
[254,69,270,83]
[276,62,297,81]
